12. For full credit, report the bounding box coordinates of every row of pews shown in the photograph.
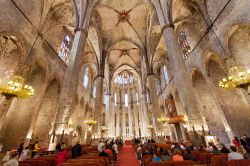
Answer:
[133,143,250,166]
[18,144,111,166]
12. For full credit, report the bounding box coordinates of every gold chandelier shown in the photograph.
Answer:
[147,125,153,129]
[0,75,34,99]
[157,117,169,124]
[85,119,97,126]
[219,66,250,90]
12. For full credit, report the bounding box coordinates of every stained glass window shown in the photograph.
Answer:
[115,71,135,85]
[58,35,71,65]
[179,31,191,59]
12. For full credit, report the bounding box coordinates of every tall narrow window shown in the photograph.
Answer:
[163,66,169,81]
[114,93,117,106]
[146,90,150,104]
[83,68,89,88]
[136,93,139,105]
[58,35,71,65]
[93,86,96,98]
[179,31,191,59]
[125,93,128,107]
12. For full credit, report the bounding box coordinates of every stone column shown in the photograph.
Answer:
[140,92,149,137]
[128,87,133,137]
[152,0,204,137]
[115,108,120,137]
[132,88,139,137]
[122,86,126,137]
[94,75,104,133]
[54,28,88,137]
[53,0,97,140]
[147,74,161,130]
[108,93,115,138]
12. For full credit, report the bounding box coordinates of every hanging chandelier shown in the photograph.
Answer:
[219,66,250,91]
[157,117,169,124]
[85,119,97,126]
[147,125,153,129]
[100,126,109,132]
[0,75,34,99]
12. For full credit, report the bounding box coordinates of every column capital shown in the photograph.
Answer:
[74,27,88,35]
[161,23,175,33]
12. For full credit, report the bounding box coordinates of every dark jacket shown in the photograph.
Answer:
[72,143,82,159]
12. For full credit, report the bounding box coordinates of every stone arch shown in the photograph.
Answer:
[192,68,230,144]
[206,55,250,138]
[32,79,60,146]
[227,23,250,68]
[0,63,47,150]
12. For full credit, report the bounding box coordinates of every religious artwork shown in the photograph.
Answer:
[179,31,191,59]
[114,9,132,26]
[58,35,71,65]
[165,97,177,117]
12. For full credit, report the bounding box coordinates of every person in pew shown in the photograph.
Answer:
[161,150,171,161]
[220,144,230,153]
[152,153,161,163]
[72,141,82,159]
[228,146,244,160]
[112,142,118,161]
[243,146,250,159]
[97,141,105,153]
[3,153,19,166]
[183,148,195,161]
[18,147,29,161]
[172,149,184,161]
[2,148,11,164]
[31,141,39,158]
[17,143,24,158]
[56,146,69,165]
[99,146,109,157]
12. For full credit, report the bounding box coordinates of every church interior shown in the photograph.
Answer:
[0,0,250,165]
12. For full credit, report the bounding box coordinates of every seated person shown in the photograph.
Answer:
[228,146,244,160]
[152,153,161,162]
[4,153,18,166]
[243,146,250,159]
[220,144,230,153]
[172,149,184,161]
[183,148,195,161]
[99,146,109,157]
[57,147,69,165]
[161,150,171,161]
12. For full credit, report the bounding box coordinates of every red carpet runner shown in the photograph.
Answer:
[116,145,139,166]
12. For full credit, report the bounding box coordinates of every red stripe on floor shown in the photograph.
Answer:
[116,145,139,166]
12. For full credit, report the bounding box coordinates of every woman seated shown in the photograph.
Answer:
[152,153,161,162]
[172,149,184,161]
[183,148,195,161]
[161,150,171,161]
